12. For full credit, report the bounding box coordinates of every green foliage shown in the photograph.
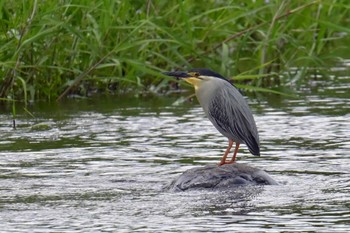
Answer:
[0,0,349,102]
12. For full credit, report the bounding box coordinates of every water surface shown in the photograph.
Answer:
[0,70,349,232]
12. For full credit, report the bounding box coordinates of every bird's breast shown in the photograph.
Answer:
[195,83,218,115]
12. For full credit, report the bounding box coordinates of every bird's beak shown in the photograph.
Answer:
[162,71,201,88]
[162,71,192,79]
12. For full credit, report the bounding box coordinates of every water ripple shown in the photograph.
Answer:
[1,79,350,232]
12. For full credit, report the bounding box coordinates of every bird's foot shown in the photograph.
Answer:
[218,160,236,166]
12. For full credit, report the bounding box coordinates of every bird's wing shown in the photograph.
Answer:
[208,85,260,156]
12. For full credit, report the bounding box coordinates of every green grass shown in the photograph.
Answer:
[0,0,349,102]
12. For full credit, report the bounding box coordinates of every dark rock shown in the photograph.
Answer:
[165,163,278,192]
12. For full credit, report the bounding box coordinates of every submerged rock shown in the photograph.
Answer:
[165,163,278,192]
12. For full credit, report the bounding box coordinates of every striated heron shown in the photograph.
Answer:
[163,68,260,166]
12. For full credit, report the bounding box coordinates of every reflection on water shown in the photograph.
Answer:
[0,69,349,232]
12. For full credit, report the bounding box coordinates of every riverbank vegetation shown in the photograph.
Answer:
[1,0,349,103]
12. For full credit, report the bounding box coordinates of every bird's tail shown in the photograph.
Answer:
[247,135,260,156]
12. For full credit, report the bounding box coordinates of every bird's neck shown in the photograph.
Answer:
[195,83,218,114]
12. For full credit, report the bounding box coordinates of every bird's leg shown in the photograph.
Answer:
[227,142,240,164]
[218,139,234,166]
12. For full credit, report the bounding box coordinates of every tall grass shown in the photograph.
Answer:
[0,0,349,102]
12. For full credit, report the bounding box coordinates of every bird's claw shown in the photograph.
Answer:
[218,160,236,166]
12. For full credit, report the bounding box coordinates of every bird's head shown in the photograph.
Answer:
[163,68,228,90]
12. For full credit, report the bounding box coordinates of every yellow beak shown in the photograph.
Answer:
[183,77,201,90]
[162,71,202,90]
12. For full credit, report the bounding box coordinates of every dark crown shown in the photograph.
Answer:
[189,68,227,81]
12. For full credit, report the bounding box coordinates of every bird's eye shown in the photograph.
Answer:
[189,72,201,78]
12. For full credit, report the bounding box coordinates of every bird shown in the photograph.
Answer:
[163,68,260,166]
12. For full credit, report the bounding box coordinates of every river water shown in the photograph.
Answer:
[0,67,349,232]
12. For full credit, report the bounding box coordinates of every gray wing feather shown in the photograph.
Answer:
[207,84,260,156]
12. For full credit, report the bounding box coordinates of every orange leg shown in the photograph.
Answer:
[218,141,240,166]
[218,139,234,166]
[227,142,240,164]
